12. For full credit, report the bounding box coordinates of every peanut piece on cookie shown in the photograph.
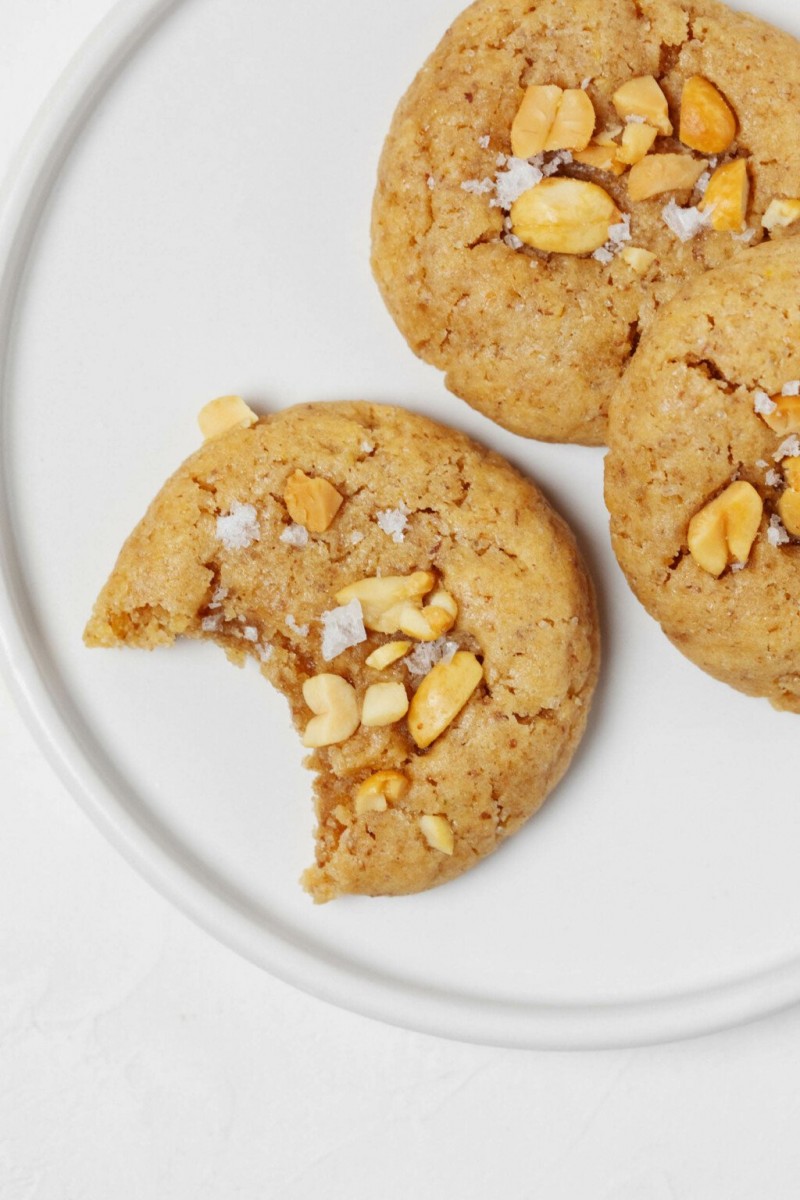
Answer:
[616,123,658,165]
[511,178,621,255]
[354,769,410,814]
[361,681,409,727]
[700,160,749,232]
[762,198,800,231]
[365,640,413,670]
[687,481,763,576]
[408,651,483,748]
[418,814,455,855]
[511,84,562,158]
[679,76,736,155]
[336,572,435,633]
[627,154,708,202]
[612,76,672,136]
[302,674,360,747]
[543,88,595,152]
[620,246,656,273]
[198,395,258,441]
[284,470,343,533]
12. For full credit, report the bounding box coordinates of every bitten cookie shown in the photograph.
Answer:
[372,0,800,445]
[85,400,600,900]
[605,238,800,711]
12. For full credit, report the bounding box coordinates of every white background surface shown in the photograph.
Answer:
[3,2,800,1197]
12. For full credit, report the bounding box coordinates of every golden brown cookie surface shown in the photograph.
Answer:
[372,0,800,445]
[85,402,599,899]
[605,239,800,710]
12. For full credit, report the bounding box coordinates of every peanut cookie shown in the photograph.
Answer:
[372,0,800,445]
[605,238,800,710]
[85,400,599,900]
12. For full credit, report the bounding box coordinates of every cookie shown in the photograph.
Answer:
[605,238,800,710]
[85,400,600,900]
[372,0,800,445]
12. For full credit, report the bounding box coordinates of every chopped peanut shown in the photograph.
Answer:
[511,84,563,158]
[763,395,800,436]
[354,769,410,815]
[572,142,626,175]
[407,651,483,748]
[627,153,708,202]
[778,459,800,537]
[687,481,763,576]
[620,246,657,273]
[543,88,596,152]
[700,159,749,232]
[361,681,409,727]
[284,470,343,533]
[302,674,360,747]
[616,123,658,165]
[198,395,258,440]
[419,814,455,855]
[510,178,621,255]
[365,640,412,670]
[762,198,800,231]
[612,76,672,135]
[335,572,435,632]
[679,76,736,155]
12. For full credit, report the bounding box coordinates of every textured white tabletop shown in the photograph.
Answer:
[3,4,800,1197]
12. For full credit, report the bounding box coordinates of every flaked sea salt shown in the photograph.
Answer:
[216,502,259,550]
[478,134,490,149]
[503,231,524,250]
[765,469,783,488]
[768,515,791,547]
[694,171,711,196]
[593,214,631,263]
[662,199,713,243]
[280,522,309,548]
[285,613,309,637]
[730,561,746,572]
[492,157,543,209]
[208,585,228,610]
[257,642,273,663]
[754,390,777,415]
[592,246,615,264]
[201,614,223,633]
[376,504,409,544]
[783,380,800,396]
[426,175,436,190]
[461,176,494,196]
[320,598,367,662]
[361,439,375,454]
[773,435,800,461]
[242,626,259,642]
[733,227,756,243]
[404,637,459,681]
[625,113,646,123]
[349,530,365,545]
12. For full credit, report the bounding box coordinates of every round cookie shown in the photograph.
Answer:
[85,401,600,900]
[372,0,800,445]
[605,238,800,711]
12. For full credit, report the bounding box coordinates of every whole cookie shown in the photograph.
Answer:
[605,239,800,711]
[85,401,599,900]
[372,0,800,445]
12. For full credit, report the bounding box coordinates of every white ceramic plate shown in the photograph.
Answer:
[2,0,800,1050]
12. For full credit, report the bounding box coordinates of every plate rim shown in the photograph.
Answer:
[2,0,800,1050]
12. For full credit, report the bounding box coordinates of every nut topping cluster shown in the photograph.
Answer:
[474,71,800,259]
